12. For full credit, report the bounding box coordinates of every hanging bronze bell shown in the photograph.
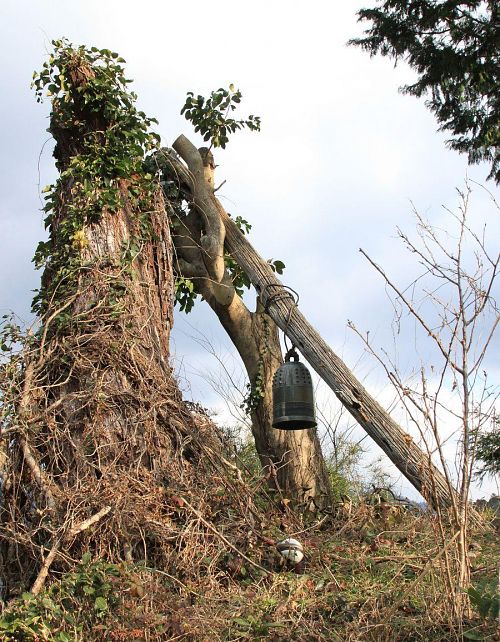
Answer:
[272,347,317,430]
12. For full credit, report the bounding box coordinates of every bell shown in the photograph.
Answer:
[272,348,317,430]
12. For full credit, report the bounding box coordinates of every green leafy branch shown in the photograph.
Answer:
[467,577,499,622]
[350,2,499,182]
[474,419,500,482]
[181,85,261,149]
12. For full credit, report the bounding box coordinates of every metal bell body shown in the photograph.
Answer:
[272,357,317,430]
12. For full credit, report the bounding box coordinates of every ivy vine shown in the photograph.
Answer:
[31,39,160,318]
[241,359,265,415]
[241,315,272,415]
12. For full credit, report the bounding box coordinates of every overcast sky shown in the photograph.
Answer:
[1,0,498,500]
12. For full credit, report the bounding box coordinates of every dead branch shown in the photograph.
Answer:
[31,541,61,596]
[31,506,111,595]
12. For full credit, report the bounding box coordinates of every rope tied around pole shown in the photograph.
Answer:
[262,284,300,354]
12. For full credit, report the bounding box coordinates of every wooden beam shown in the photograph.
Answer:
[170,136,457,510]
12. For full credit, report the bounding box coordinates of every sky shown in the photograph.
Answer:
[1,0,498,500]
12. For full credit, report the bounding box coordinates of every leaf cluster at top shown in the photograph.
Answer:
[33,39,160,170]
[181,85,261,149]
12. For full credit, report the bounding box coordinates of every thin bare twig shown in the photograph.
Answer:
[181,497,270,576]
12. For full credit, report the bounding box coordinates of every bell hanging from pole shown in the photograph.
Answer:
[272,346,317,430]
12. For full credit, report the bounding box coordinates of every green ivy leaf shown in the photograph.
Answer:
[268,258,286,275]
[94,596,108,611]
[81,552,92,565]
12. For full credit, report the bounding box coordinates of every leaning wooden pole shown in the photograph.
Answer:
[170,135,458,510]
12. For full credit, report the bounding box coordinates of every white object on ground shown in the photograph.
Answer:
[276,538,304,564]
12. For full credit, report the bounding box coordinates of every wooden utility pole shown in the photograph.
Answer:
[169,135,458,510]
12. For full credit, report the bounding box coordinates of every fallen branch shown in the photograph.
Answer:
[31,506,112,595]
[69,506,112,536]
[31,541,61,596]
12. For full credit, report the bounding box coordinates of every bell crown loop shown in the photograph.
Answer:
[284,346,299,363]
